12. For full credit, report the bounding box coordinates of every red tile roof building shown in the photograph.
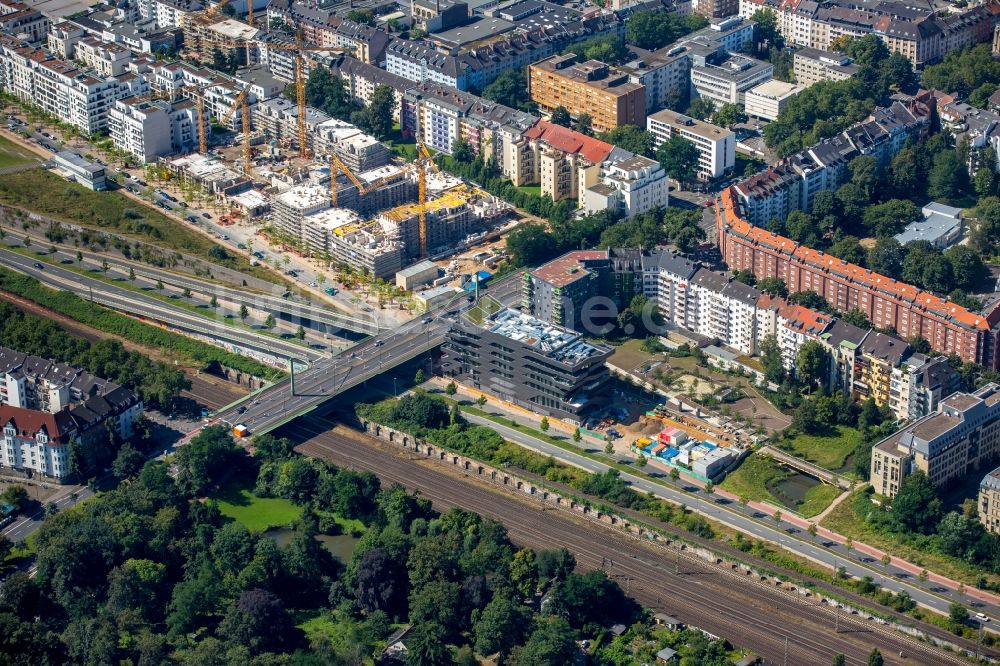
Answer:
[717,188,1000,367]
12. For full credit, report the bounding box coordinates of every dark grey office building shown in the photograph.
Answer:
[442,308,612,422]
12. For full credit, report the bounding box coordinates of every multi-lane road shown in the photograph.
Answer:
[0,246,326,362]
[289,420,990,666]
[215,273,524,434]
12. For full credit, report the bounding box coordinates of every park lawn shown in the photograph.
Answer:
[797,483,841,519]
[517,185,542,197]
[820,490,1000,588]
[0,169,281,284]
[719,453,788,507]
[317,509,366,535]
[213,482,301,532]
[782,425,861,471]
[0,135,38,169]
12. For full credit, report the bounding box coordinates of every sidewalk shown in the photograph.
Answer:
[430,377,1000,609]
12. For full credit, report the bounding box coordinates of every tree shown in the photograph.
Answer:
[482,69,535,112]
[573,428,582,443]
[346,8,375,25]
[263,313,275,329]
[445,381,457,395]
[891,471,941,534]
[949,602,968,626]
[833,654,846,666]
[604,440,613,454]
[867,237,905,279]
[757,277,787,297]
[210,295,218,308]
[509,616,576,665]
[354,547,407,617]
[112,443,145,479]
[687,97,715,121]
[759,334,784,383]
[829,235,866,265]
[510,547,539,600]
[128,267,136,281]
[506,222,558,267]
[598,125,655,156]
[867,649,884,666]
[219,589,294,655]
[474,594,532,657]
[414,368,426,384]
[574,113,592,136]
[550,106,571,127]
[945,245,986,292]
[406,622,454,666]
[174,425,244,496]
[636,454,647,467]
[656,135,700,184]
[796,340,827,390]
[295,325,306,340]
[239,304,249,321]
[713,103,748,128]
[366,84,394,139]
[539,416,549,432]
[451,137,473,163]
[928,150,968,202]
[476,395,487,407]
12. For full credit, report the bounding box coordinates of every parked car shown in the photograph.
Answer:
[309,281,318,288]
[324,287,338,295]
[202,212,212,219]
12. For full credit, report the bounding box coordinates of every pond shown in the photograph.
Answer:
[768,469,822,511]
[265,527,361,564]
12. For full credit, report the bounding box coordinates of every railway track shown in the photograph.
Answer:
[282,417,982,666]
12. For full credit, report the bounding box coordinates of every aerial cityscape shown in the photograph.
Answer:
[4,0,1000,662]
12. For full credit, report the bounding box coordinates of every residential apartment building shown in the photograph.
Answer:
[523,250,611,330]
[778,304,834,371]
[109,96,202,162]
[979,467,1000,534]
[400,82,537,158]
[0,407,76,479]
[501,120,616,202]
[442,307,612,422]
[0,5,48,44]
[0,40,148,136]
[733,97,931,226]
[331,55,410,120]
[182,18,259,68]
[528,54,646,133]
[327,221,404,279]
[252,97,331,154]
[272,183,331,246]
[621,17,756,114]
[872,384,1000,498]
[314,118,391,173]
[384,14,624,92]
[647,109,735,180]
[739,0,1000,68]
[717,188,1000,367]
[582,155,669,218]
[792,47,859,87]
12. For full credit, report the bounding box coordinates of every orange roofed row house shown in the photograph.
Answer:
[716,188,1000,368]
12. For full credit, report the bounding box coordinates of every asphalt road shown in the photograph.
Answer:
[0,246,324,362]
[28,239,377,336]
[462,412,1000,620]
[217,273,525,435]
[286,419,977,666]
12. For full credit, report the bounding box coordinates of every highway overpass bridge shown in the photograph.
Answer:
[216,273,523,435]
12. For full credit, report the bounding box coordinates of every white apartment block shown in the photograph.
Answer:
[0,407,75,479]
[583,155,669,218]
[690,52,773,105]
[109,97,202,162]
[647,109,735,180]
[272,183,331,244]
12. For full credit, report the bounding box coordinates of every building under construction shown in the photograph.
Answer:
[377,184,512,262]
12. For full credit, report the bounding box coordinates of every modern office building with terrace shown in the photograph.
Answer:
[442,307,612,421]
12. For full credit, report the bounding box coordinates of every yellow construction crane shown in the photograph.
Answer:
[328,152,403,206]
[221,87,252,173]
[416,142,439,258]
